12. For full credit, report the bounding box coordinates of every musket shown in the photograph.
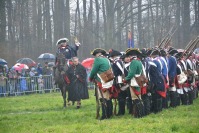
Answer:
[162,27,178,49]
[185,37,199,59]
[94,80,107,119]
[94,81,100,119]
[158,26,174,48]
[184,39,194,51]
[113,99,117,115]
[179,36,199,59]
[185,37,198,53]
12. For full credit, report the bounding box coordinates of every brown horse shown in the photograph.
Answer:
[54,53,69,107]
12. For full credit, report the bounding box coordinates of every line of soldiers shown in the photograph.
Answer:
[89,47,199,120]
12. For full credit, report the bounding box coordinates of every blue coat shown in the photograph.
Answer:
[168,56,177,79]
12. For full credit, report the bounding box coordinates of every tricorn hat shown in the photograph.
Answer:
[141,48,147,57]
[109,49,122,57]
[168,49,178,55]
[160,49,167,56]
[125,48,142,56]
[91,48,108,56]
[56,38,69,46]
[150,49,160,56]
[174,52,183,60]
[146,49,152,56]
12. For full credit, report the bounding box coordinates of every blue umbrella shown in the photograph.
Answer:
[0,58,7,65]
[38,53,55,61]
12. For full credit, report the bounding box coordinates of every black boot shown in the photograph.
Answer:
[117,99,125,116]
[170,91,177,107]
[196,88,198,98]
[127,97,133,114]
[176,93,181,106]
[107,100,113,118]
[142,94,151,116]
[156,97,162,113]
[182,91,189,105]
[100,99,108,120]
[188,90,194,105]
[132,99,144,118]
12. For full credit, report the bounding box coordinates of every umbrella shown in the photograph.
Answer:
[38,53,55,61]
[194,48,199,54]
[177,49,184,53]
[12,63,29,73]
[0,58,7,65]
[17,58,36,67]
[81,58,94,69]
[48,62,55,67]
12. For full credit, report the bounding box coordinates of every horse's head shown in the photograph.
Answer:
[57,53,66,66]
[56,53,69,73]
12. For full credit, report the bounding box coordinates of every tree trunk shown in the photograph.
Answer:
[116,0,122,49]
[65,0,70,39]
[105,0,115,49]
[137,0,142,48]
[95,0,100,47]
[182,0,190,46]
[0,0,6,42]
[45,0,52,51]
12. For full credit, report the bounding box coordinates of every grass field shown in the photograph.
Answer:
[0,90,199,133]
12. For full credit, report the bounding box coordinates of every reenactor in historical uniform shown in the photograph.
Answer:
[174,52,188,106]
[140,48,151,115]
[159,49,169,108]
[109,49,126,116]
[149,49,165,113]
[123,48,145,118]
[167,49,178,107]
[185,54,196,105]
[120,53,132,114]
[89,48,114,120]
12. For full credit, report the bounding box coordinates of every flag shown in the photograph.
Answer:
[128,30,134,48]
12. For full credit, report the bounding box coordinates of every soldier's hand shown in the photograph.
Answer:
[61,71,65,75]
[75,42,81,46]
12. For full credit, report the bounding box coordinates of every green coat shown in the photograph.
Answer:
[125,59,143,92]
[89,56,111,82]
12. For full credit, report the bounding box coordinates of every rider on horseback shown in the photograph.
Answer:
[55,37,81,66]
[54,37,81,107]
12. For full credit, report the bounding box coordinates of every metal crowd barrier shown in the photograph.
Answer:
[0,75,58,97]
[0,75,95,97]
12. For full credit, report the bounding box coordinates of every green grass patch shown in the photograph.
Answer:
[0,90,199,133]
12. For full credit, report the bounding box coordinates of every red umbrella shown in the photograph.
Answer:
[81,58,94,69]
[12,63,29,73]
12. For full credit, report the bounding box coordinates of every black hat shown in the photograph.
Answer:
[146,49,152,56]
[168,46,175,52]
[91,48,107,56]
[109,49,122,57]
[168,49,178,55]
[125,48,142,56]
[141,48,147,57]
[174,52,183,60]
[150,49,160,56]
[160,49,167,56]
